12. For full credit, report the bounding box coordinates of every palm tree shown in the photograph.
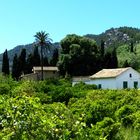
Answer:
[34,31,52,80]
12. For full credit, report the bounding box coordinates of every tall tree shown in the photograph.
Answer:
[104,51,112,68]
[34,31,52,80]
[12,54,19,80]
[58,34,99,76]
[26,53,34,74]
[33,46,40,66]
[50,48,59,66]
[111,47,118,68]
[18,48,26,75]
[104,47,118,69]
[2,49,9,75]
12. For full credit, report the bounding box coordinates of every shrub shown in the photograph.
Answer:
[0,83,10,95]
[74,82,97,90]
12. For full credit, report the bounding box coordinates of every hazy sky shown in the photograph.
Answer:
[0,0,140,53]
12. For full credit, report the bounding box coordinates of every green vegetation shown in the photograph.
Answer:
[0,76,139,139]
[34,31,52,80]
[58,34,118,76]
[2,27,140,139]
[2,27,140,78]
[117,43,140,71]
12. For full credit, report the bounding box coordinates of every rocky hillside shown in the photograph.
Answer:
[85,27,140,47]
[0,42,60,62]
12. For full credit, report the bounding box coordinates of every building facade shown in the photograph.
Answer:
[21,66,59,80]
[89,67,140,89]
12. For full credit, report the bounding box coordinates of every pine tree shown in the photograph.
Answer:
[2,49,9,75]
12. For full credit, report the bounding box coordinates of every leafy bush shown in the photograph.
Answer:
[90,117,120,139]
[0,83,10,95]
[74,81,97,90]
[0,77,140,139]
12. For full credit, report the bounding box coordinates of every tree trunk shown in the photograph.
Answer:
[41,46,43,80]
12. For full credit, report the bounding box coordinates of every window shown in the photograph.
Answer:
[134,81,138,89]
[129,74,132,78]
[123,81,128,89]
[98,84,102,89]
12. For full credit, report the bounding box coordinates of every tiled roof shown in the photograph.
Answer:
[33,66,59,71]
[90,67,130,79]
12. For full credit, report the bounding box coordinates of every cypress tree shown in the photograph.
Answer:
[18,49,26,75]
[111,47,118,68]
[33,46,40,66]
[26,53,34,74]
[12,54,20,80]
[100,40,105,69]
[50,48,59,66]
[104,51,112,68]
[2,49,9,75]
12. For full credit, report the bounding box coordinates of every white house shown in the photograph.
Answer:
[89,67,140,89]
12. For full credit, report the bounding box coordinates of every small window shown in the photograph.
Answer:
[98,84,102,89]
[129,74,132,78]
[123,81,128,89]
[134,81,138,89]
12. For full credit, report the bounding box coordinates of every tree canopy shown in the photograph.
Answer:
[58,34,99,76]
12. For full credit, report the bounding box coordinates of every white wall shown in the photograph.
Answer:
[116,68,140,89]
[89,68,140,89]
[89,78,116,89]
[72,68,140,89]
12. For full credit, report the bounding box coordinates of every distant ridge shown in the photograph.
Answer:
[1,26,140,63]
[0,42,60,62]
[85,26,140,47]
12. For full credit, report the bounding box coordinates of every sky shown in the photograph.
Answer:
[0,0,140,53]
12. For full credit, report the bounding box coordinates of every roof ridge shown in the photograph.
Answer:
[90,67,131,79]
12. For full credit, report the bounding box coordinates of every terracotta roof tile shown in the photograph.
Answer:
[90,67,130,79]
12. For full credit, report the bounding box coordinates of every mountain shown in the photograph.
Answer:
[1,26,140,63]
[85,27,140,47]
[0,42,61,62]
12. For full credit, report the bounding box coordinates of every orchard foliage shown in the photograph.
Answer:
[0,76,140,139]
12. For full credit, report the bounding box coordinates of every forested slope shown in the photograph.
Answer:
[117,43,140,71]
